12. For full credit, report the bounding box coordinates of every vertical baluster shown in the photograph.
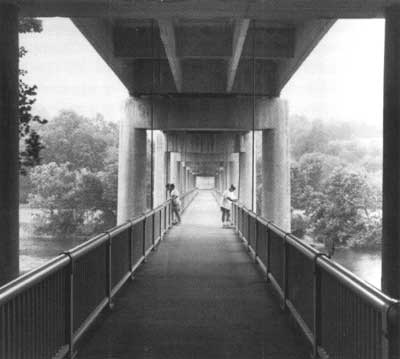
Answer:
[64,252,75,359]
[129,223,135,280]
[6,302,11,359]
[142,217,147,261]
[0,304,5,359]
[16,294,21,359]
[281,234,288,311]
[312,254,324,359]
[38,283,43,359]
[255,218,258,262]
[265,224,270,282]
[106,233,114,309]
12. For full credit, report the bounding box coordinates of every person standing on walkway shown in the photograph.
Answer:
[170,183,181,225]
[220,185,237,227]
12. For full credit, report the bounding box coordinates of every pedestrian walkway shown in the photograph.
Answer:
[77,190,310,359]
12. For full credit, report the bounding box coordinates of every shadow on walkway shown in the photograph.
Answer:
[77,190,310,359]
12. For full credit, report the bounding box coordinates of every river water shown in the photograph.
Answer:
[333,248,381,289]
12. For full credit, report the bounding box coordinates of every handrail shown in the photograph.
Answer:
[231,199,400,359]
[0,188,198,359]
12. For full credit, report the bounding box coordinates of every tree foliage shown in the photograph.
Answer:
[40,111,117,172]
[28,111,118,235]
[19,18,47,175]
[28,161,117,235]
[290,117,382,250]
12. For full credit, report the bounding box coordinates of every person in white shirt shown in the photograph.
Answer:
[220,185,237,227]
[170,183,181,225]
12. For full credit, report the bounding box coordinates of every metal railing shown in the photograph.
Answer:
[232,202,399,359]
[0,189,198,359]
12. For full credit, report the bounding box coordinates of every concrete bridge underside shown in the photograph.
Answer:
[77,191,310,359]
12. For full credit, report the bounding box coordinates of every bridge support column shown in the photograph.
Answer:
[261,99,290,230]
[229,154,239,191]
[117,98,148,223]
[179,161,185,193]
[153,131,167,207]
[239,132,252,209]
[382,6,400,300]
[0,3,19,285]
[169,153,180,188]
[185,168,190,191]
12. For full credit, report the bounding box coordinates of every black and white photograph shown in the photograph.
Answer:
[0,1,399,358]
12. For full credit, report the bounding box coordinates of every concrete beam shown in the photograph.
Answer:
[148,96,283,130]
[114,23,294,61]
[18,0,393,19]
[241,26,295,59]
[176,25,232,58]
[72,18,132,92]
[276,19,335,93]
[167,132,241,153]
[176,153,238,162]
[113,24,165,59]
[227,19,250,92]
[158,19,183,92]
[129,59,276,95]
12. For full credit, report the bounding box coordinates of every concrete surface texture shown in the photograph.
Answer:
[77,191,310,359]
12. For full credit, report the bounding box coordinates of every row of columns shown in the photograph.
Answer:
[117,123,197,224]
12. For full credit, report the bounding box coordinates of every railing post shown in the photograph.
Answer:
[151,212,155,250]
[383,302,400,359]
[313,253,325,359]
[281,234,288,311]
[247,212,251,251]
[159,209,162,239]
[142,215,147,262]
[265,224,271,283]
[129,221,135,280]
[64,252,76,359]
[254,218,259,263]
[105,232,114,310]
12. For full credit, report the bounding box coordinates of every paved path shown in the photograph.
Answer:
[78,191,310,359]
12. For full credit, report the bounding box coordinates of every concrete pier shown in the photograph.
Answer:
[382,6,400,297]
[0,3,19,285]
[261,99,290,231]
[117,98,148,223]
[239,132,253,209]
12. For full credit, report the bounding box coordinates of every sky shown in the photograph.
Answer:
[20,18,385,127]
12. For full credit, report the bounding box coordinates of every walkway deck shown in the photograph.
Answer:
[77,191,310,359]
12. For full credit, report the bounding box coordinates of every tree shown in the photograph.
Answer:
[291,153,343,211]
[19,18,47,174]
[28,162,117,235]
[307,167,381,248]
[27,112,119,235]
[39,111,117,172]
